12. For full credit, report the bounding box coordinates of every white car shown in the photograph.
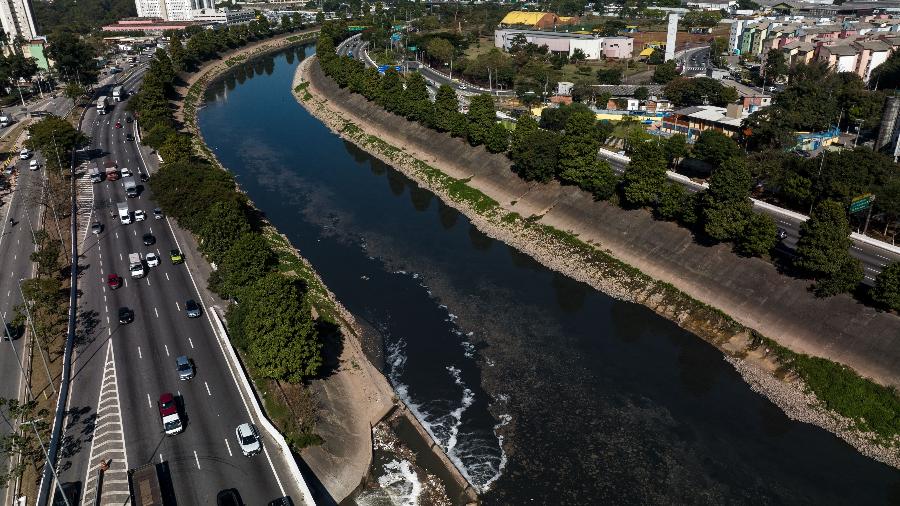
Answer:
[134,209,146,221]
[19,148,31,160]
[145,252,160,267]
[235,423,261,456]
[28,159,39,171]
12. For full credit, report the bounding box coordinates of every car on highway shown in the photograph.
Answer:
[175,355,194,380]
[125,115,133,123]
[216,489,242,506]
[29,159,40,170]
[146,252,160,267]
[126,133,135,141]
[91,221,103,234]
[170,249,184,264]
[268,497,294,506]
[19,148,31,160]
[158,393,184,435]
[235,423,261,456]
[134,209,146,221]
[153,208,163,220]
[114,121,122,129]
[3,322,18,340]
[142,233,155,245]
[107,274,122,289]
[118,307,134,324]
[777,228,788,240]
[185,299,201,318]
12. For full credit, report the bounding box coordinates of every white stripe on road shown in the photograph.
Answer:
[147,393,151,408]
[225,438,232,457]
[137,346,142,359]
[205,382,211,396]
[194,450,201,470]
[164,344,169,357]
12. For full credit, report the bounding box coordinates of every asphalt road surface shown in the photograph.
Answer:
[54,65,302,505]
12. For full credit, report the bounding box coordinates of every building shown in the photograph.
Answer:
[498,11,565,30]
[136,0,213,21]
[729,19,746,53]
[853,38,891,82]
[102,17,199,32]
[817,44,859,73]
[494,28,633,59]
[661,104,749,140]
[191,8,255,25]
[0,0,37,49]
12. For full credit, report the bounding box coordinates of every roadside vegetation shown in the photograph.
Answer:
[130,23,328,449]
[313,23,900,450]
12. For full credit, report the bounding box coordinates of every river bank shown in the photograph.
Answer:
[294,56,900,471]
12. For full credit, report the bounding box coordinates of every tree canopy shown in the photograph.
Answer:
[794,200,863,296]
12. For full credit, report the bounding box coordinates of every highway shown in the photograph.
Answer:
[598,149,895,284]
[53,61,303,505]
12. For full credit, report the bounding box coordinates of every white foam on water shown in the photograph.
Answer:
[460,341,475,358]
[356,459,423,506]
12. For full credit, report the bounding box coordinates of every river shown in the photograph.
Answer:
[197,45,900,505]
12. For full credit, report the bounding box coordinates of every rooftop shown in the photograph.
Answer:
[672,105,746,128]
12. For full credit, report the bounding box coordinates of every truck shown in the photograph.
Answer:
[0,115,11,128]
[128,463,163,506]
[129,252,145,278]
[112,85,126,102]
[123,176,138,198]
[97,96,109,115]
[104,161,120,181]
[117,201,131,224]
[88,166,102,183]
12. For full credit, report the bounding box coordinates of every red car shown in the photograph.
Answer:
[107,274,122,289]
[114,121,122,129]
[158,393,183,435]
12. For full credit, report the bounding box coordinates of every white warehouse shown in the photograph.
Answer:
[494,29,634,60]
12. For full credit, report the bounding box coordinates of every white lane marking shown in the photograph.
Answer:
[175,302,180,311]
[194,450,201,470]
[138,346,142,359]
[124,278,128,287]
[165,272,170,281]
[225,439,233,457]
[119,252,123,261]
[154,307,159,318]
[164,344,169,357]
[115,232,118,239]
[147,277,151,286]
[146,393,151,408]
[204,382,211,396]
[159,454,163,463]
[188,338,194,349]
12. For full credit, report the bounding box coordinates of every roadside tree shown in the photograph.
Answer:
[701,157,755,242]
[558,109,617,199]
[466,94,496,147]
[794,200,863,296]
[652,61,678,84]
[198,200,251,262]
[510,129,559,182]
[432,84,460,132]
[872,262,900,311]
[212,232,277,299]
[622,142,668,208]
[692,129,742,169]
[26,116,88,173]
[734,212,777,257]
[485,122,509,153]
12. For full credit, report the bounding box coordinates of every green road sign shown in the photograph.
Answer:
[348,25,368,32]
[408,45,417,51]
[850,194,874,213]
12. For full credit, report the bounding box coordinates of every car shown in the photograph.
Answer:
[153,207,163,220]
[140,173,150,182]
[777,228,788,240]
[216,489,242,506]
[458,84,467,90]
[185,299,201,318]
[142,233,156,245]
[19,148,31,160]
[114,121,122,129]
[91,221,102,234]
[29,159,39,171]
[134,209,146,221]
[3,322,18,341]
[125,133,135,141]
[146,252,160,267]
[235,423,261,456]
[268,497,294,506]
[107,274,122,289]
[118,307,134,324]
[170,249,184,264]
[158,393,183,435]
[125,115,133,123]
[175,355,194,380]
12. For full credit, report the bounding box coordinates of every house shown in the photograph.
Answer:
[852,38,891,82]
[661,104,749,140]
[817,43,860,73]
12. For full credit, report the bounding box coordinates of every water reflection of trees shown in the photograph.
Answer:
[438,201,458,230]
[410,186,432,212]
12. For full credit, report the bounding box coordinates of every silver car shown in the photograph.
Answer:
[175,355,194,380]
[235,423,261,456]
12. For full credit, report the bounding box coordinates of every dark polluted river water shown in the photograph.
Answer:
[198,45,900,504]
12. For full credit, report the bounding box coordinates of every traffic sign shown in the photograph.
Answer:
[391,33,401,41]
[850,193,874,213]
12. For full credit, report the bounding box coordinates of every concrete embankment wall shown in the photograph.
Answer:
[307,61,900,389]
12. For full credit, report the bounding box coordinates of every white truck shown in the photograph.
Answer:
[89,167,102,183]
[129,253,145,278]
[112,85,125,102]
[117,201,131,224]
[97,96,109,115]
[123,176,138,198]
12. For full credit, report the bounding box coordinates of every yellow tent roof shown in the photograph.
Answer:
[558,16,575,22]
[500,11,551,26]
[639,47,655,57]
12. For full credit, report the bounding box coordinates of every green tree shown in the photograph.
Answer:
[510,113,538,152]
[158,132,194,164]
[655,181,689,221]
[426,37,454,67]
[432,84,459,132]
[652,61,678,84]
[29,230,62,278]
[735,212,777,257]
[872,262,900,311]
[485,122,509,153]
[633,86,649,101]
[26,116,88,173]
[763,48,788,83]
[702,157,755,242]
[0,398,51,486]
[401,72,430,120]
[197,200,251,261]
[45,31,98,85]
[795,200,864,296]
[377,68,404,112]
[663,133,688,167]
[622,142,667,208]
[596,67,623,84]
[558,109,617,199]
[232,273,321,382]
[692,129,742,169]
[664,77,739,107]
[466,94,496,147]
[213,232,277,298]
[511,129,559,182]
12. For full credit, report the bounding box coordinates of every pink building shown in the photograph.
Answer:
[601,37,634,59]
